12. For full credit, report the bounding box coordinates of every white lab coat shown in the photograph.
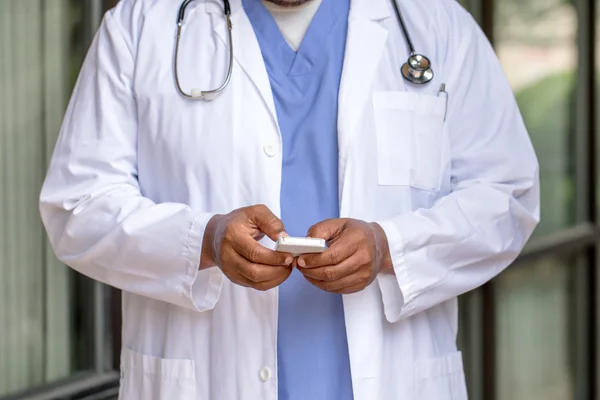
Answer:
[39,0,539,398]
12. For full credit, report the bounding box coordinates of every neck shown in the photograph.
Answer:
[263,0,312,7]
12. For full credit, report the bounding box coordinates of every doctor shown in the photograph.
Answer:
[39,0,539,397]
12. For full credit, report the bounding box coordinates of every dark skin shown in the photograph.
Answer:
[200,205,294,291]
[264,0,313,7]
[201,205,394,294]
[296,219,395,294]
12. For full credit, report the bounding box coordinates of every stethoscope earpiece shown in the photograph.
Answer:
[401,53,434,85]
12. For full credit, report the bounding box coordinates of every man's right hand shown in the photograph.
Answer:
[200,205,294,291]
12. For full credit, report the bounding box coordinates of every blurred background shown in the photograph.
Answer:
[0,0,599,399]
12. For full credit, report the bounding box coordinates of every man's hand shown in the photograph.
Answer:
[200,205,294,291]
[297,219,394,294]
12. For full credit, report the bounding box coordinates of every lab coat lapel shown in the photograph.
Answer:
[208,2,279,126]
[337,0,390,210]
[338,0,390,387]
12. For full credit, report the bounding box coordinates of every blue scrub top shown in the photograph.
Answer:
[243,0,353,399]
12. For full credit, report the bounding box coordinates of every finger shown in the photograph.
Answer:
[222,263,280,289]
[223,270,252,287]
[247,204,287,242]
[228,250,293,283]
[298,254,365,281]
[252,272,293,291]
[252,232,266,241]
[298,233,359,268]
[304,269,372,293]
[306,218,347,241]
[332,282,371,295]
[232,234,294,266]
[225,268,292,291]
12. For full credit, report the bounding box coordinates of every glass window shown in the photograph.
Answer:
[457,0,469,10]
[0,1,113,397]
[494,0,578,238]
[495,255,579,400]
[597,0,600,221]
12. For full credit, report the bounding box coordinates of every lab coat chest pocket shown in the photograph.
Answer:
[373,91,446,191]
[414,351,468,400]
[119,348,196,400]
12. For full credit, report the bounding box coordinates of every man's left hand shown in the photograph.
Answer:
[297,218,394,294]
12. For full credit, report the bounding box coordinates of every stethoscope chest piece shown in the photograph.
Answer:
[401,53,434,85]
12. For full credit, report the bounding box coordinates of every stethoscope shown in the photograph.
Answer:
[174,0,433,100]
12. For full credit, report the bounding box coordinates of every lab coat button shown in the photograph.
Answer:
[259,366,272,382]
[263,144,277,157]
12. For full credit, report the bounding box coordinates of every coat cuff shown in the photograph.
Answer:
[375,219,416,323]
[182,212,224,312]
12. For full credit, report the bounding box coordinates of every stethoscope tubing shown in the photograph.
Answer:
[174,0,234,99]
[174,0,433,99]
[391,0,415,55]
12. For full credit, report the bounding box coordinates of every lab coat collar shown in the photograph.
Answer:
[205,0,281,129]
[350,0,392,21]
[337,3,389,223]
[204,0,391,143]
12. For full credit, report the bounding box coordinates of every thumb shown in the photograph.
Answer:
[248,204,287,242]
[306,218,346,241]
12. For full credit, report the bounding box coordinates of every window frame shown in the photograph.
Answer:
[457,0,599,398]
[0,0,120,399]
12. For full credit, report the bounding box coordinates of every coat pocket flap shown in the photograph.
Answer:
[121,348,195,380]
[373,91,446,116]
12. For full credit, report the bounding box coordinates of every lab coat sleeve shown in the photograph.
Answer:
[39,5,223,313]
[376,2,540,323]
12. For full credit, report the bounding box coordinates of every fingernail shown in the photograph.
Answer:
[280,231,289,238]
[298,259,306,267]
[284,256,293,265]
